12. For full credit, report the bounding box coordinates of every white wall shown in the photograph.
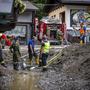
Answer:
[48,5,88,30]
[48,6,67,20]
[18,12,32,23]
[66,5,87,30]
[65,7,70,29]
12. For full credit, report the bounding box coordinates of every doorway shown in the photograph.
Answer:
[59,12,65,23]
[50,30,57,39]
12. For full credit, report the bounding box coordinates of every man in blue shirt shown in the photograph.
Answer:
[28,36,35,65]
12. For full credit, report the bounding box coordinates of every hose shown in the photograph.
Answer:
[45,49,64,68]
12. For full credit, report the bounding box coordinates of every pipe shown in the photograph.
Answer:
[45,49,64,67]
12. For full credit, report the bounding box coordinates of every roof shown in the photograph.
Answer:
[44,0,90,12]
[41,17,61,24]
[61,0,90,5]
[0,0,14,14]
[23,1,38,10]
[46,0,90,5]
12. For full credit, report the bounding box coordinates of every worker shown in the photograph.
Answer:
[28,36,38,65]
[9,38,21,70]
[80,24,85,45]
[1,38,5,49]
[40,35,50,71]
[0,42,6,67]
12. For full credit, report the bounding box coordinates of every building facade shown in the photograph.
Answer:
[5,0,38,44]
[48,5,90,30]
[45,0,90,42]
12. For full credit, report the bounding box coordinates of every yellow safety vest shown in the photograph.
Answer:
[43,41,50,53]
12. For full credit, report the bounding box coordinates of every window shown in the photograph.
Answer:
[54,15,56,18]
[51,16,53,18]
[5,25,27,37]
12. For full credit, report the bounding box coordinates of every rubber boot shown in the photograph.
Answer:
[35,55,39,65]
[80,40,83,46]
[29,60,32,65]
[38,60,42,67]
[13,62,19,70]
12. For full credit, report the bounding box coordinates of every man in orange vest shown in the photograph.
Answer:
[80,26,85,45]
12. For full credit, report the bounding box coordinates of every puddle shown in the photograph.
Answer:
[9,71,41,90]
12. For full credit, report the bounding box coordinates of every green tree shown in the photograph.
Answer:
[30,0,47,19]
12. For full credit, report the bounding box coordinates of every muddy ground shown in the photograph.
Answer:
[0,44,90,90]
[0,48,28,90]
[0,46,60,90]
[39,44,90,90]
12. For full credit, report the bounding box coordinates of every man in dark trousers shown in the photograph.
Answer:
[40,35,50,71]
[28,36,35,65]
[0,43,6,67]
[10,38,21,70]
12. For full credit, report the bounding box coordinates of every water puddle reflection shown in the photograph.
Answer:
[9,71,41,90]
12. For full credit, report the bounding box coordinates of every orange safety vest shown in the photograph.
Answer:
[80,29,84,34]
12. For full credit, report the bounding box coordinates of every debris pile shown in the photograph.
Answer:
[39,44,90,90]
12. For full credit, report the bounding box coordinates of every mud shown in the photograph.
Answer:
[0,46,59,90]
[0,48,28,90]
[39,44,90,90]
[0,65,12,90]
[1,44,90,90]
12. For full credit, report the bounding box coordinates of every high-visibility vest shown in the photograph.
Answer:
[80,29,84,34]
[43,41,50,53]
